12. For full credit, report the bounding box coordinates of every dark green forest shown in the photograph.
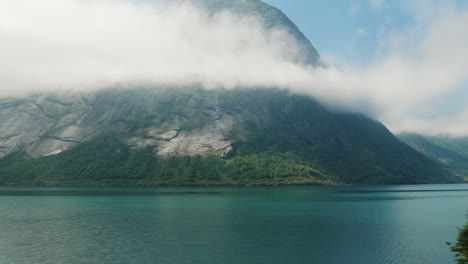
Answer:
[448,215,468,264]
[0,133,336,186]
[0,129,459,186]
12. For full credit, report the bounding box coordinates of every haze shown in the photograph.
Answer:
[1,0,468,136]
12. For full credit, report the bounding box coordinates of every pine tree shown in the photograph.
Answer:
[447,214,468,264]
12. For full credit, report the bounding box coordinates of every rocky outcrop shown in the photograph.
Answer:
[0,95,89,158]
[0,87,259,158]
[125,111,236,157]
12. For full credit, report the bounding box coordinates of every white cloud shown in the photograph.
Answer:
[1,0,468,137]
[0,0,307,94]
[390,107,468,137]
[355,28,367,38]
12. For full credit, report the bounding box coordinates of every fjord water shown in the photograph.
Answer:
[0,185,467,264]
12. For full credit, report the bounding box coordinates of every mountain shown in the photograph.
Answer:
[398,133,468,181]
[0,0,460,186]
[0,87,458,186]
[189,0,321,66]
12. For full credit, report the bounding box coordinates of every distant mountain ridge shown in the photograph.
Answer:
[398,133,468,181]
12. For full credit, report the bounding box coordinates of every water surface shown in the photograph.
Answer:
[0,184,467,264]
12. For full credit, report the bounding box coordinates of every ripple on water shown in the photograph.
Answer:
[0,185,466,264]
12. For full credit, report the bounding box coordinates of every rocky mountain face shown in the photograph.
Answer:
[0,87,459,185]
[0,87,287,159]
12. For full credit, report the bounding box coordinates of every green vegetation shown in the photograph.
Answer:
[0,133,337,186]
[399,134,468,181]
[447,215,468,264]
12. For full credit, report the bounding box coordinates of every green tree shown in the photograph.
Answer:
[447,214,468,264]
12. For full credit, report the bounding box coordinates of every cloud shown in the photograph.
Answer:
[0,0,307,94]
[391,107,468,137]
[1,0,468,137]
[355,28,367,38]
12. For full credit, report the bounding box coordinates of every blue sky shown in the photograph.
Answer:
[263,0,468,65]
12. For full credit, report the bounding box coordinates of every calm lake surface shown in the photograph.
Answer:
[0,184,467,264]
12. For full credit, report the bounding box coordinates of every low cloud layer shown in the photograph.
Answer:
[1,0,468,136]
[0,0,309,92]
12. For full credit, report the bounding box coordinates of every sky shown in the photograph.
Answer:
[264,0,468,64]
[264,0,468,113]
[1,0,468,137]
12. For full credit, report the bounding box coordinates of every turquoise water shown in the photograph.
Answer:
[0,185,467,264]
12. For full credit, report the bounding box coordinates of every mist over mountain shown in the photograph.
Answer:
[188,0,321,66]
[3,0,468,136]
[0,0,463,186]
